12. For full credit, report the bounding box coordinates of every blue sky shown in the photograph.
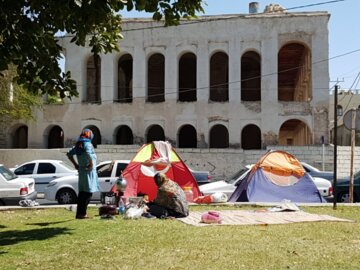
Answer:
[119,0,360,91]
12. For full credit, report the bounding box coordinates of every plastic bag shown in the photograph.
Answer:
[211,192,228,203]
[124,207,144,219]
[194,195,213,204]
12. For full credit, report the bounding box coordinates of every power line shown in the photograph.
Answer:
[59,0,345,38]
[284,0,345,11]
[55,47,360,104]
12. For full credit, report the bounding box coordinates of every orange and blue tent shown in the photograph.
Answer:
[229,150,326,203]
[121,141,201,201]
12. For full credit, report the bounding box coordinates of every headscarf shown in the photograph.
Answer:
[153,173,189,217]
[75,128,94,155]
[80,128,94,140]
[154,172,168,187]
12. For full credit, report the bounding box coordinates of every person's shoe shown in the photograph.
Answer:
[141,212,156,219]
[76,215,90,219]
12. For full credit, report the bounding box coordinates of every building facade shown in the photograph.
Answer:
[4,8,330,149]
[329,89,360,146]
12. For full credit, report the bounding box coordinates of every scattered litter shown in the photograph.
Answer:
[19,200,39,207]
[266,200,300,212]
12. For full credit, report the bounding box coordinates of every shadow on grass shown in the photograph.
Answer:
[0,225,6,229]
[26,219,73,227]
[0,227,73,248]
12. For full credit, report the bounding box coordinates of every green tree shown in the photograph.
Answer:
[0,65,42,121]
[0,0,205,99]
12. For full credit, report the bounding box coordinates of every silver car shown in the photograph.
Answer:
[11,160,77,193]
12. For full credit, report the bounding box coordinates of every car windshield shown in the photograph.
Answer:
[302,162,320,172]
[0,165,18,181]
[354,170,360,179]
[59,161,77,171]
[225,167,249,184]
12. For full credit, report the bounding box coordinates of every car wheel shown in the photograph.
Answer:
[57,189,77,204]
[337,192,350,203]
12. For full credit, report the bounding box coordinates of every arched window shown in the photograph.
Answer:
[117,54,133,103]
[115,125,133,145]
[48,126,64,148]
[209,124,229,148]
[278,43,311,101]
[12,125,28,148]
[210,52,229,102]
[148,53,165,102]
[241,51,261,101]
[86,55,101,103]
[178,125,197,148]
[241,124,261,149]
[146,125,165,143]
[179,53,197,102]
[279,119,312,146]
[337,105,343,116]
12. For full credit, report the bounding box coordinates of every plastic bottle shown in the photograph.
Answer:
[118,197,126,215]
[183,186,194,202]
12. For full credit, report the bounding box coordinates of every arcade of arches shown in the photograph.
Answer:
[9,119,313,149]
[84,42,311,104]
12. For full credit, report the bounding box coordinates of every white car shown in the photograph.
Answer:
[44,160,130,204]
[11,160,77,193]
[200,165,333,201]
[0,164,37,205]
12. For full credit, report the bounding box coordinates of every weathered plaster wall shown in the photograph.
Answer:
[4,12,330,149]
[0,145,356,179]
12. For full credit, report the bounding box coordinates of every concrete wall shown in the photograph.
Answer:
[0,145,357,179]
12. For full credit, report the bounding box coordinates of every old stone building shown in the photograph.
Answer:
[4,6,330,149]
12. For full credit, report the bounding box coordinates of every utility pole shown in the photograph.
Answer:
[333,84,338,210]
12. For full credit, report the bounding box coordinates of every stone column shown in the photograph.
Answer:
[261,36,279,146]
[197,41,209,102]
[133,45,146,101]
[165,46,177,101]
[101,53,115,103]
[229,37,241,103]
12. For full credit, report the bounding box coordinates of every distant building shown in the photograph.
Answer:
[3,4,330,149]
[329,89,360,146]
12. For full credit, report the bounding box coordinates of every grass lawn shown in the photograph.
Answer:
[0,204,359,270]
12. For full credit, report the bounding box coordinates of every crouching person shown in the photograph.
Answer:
[148,173,189,218]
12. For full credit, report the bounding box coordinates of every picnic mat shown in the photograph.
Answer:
[177,210,354,226]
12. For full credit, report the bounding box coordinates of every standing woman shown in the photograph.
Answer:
[67,128,99,219]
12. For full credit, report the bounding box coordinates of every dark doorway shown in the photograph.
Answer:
[278,43,311,101]
[209,124,229,148]
[13,125,28,148]
[146,125,165,143]
[148,54,165,102]
[210,52,229,102]
[48,126,64,148]
[179,53,197,102]
[241,51,261,101]
[117,54,133,103]
[116,125,133,145]
[241,124,261,149]
[178,125,197,148]
[86,55,101,103]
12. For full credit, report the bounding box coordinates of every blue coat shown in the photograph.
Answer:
[67,141,99,193]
